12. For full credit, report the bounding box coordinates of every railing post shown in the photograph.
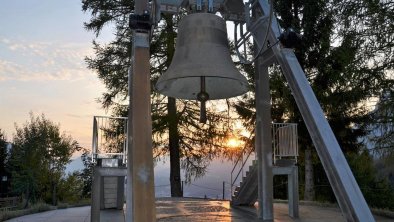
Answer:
[222,181,225,200]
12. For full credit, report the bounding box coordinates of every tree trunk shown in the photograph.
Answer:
[52,181,57,206]
[163,15,182,197]
[24,186,30,209]
[168,97,183,197]
[304,147,315,200]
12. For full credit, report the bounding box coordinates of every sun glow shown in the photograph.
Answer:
[226,137,242,148]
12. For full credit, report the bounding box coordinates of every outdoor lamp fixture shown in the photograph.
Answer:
[155,12,248,123]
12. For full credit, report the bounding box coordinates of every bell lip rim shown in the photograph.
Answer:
[155,76,250,100]
[155,89,250,101]
[181,12,225,18]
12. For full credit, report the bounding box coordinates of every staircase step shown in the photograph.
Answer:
[231,161,259,206]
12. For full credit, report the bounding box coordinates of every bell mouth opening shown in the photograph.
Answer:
[156,76,248,100]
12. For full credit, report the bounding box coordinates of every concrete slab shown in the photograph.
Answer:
[100,209,124,222]
[4,198,393,222]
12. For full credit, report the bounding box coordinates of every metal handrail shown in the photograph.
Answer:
[92,116,128,164]
[230,123,299,198]
[272,123,298,164]
[230,130,255,196]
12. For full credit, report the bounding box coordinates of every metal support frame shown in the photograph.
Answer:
[126,31,156,222]
[255,52,273,221]
[121,0,373,221]
[272,166,299,218]
[125,0,156,221]
[274,49,374,221]
[250,0,375,221]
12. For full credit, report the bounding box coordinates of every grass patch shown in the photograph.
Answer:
[0,202,54,221]
[371,208,394,219]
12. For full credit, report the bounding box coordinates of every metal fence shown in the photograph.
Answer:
[92,116,128,164]
[272,123,298,163]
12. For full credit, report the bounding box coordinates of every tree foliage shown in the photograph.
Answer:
[367,89,394,187]
[9,113,80,206]
[78,149,94,198]
[0,129,10,195]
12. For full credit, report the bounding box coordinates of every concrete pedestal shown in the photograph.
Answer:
[273,165,299,218]
[91,166,126,222]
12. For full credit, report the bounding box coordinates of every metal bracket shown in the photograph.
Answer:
[133,32,150,48]
[129,11,152,33]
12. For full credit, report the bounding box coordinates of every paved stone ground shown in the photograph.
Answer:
[5,198,393,222]
[156,198,257,221]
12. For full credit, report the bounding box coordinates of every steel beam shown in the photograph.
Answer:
[129,33,156,221]
[126,0,156,221]
[126,65,133,221]
[272,166,299,218]
[91,167,101,222]
[255,55,273,221]
[274,48,374,222]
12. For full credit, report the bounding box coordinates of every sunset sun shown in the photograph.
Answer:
[226,137,242,148]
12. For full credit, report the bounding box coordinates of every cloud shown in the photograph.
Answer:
[66,114,92,118]
[0,38,94,82]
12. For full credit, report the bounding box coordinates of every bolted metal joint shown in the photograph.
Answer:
[279,28,303,48]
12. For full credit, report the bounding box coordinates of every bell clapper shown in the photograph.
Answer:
[197,76,209,123]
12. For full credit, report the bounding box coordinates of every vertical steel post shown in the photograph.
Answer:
[288,166,299,218]
[91,167,101,222]
[255,57,273,221]
[126,0,156,221]
[131,34,156,221]
[126,65,133,221]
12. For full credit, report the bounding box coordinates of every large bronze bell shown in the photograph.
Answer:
[156,13,249,122]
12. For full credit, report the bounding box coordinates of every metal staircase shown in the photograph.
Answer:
[231,159,258,206]
[231,123,298,206]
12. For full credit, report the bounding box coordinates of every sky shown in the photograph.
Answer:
[0,0,116,154]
